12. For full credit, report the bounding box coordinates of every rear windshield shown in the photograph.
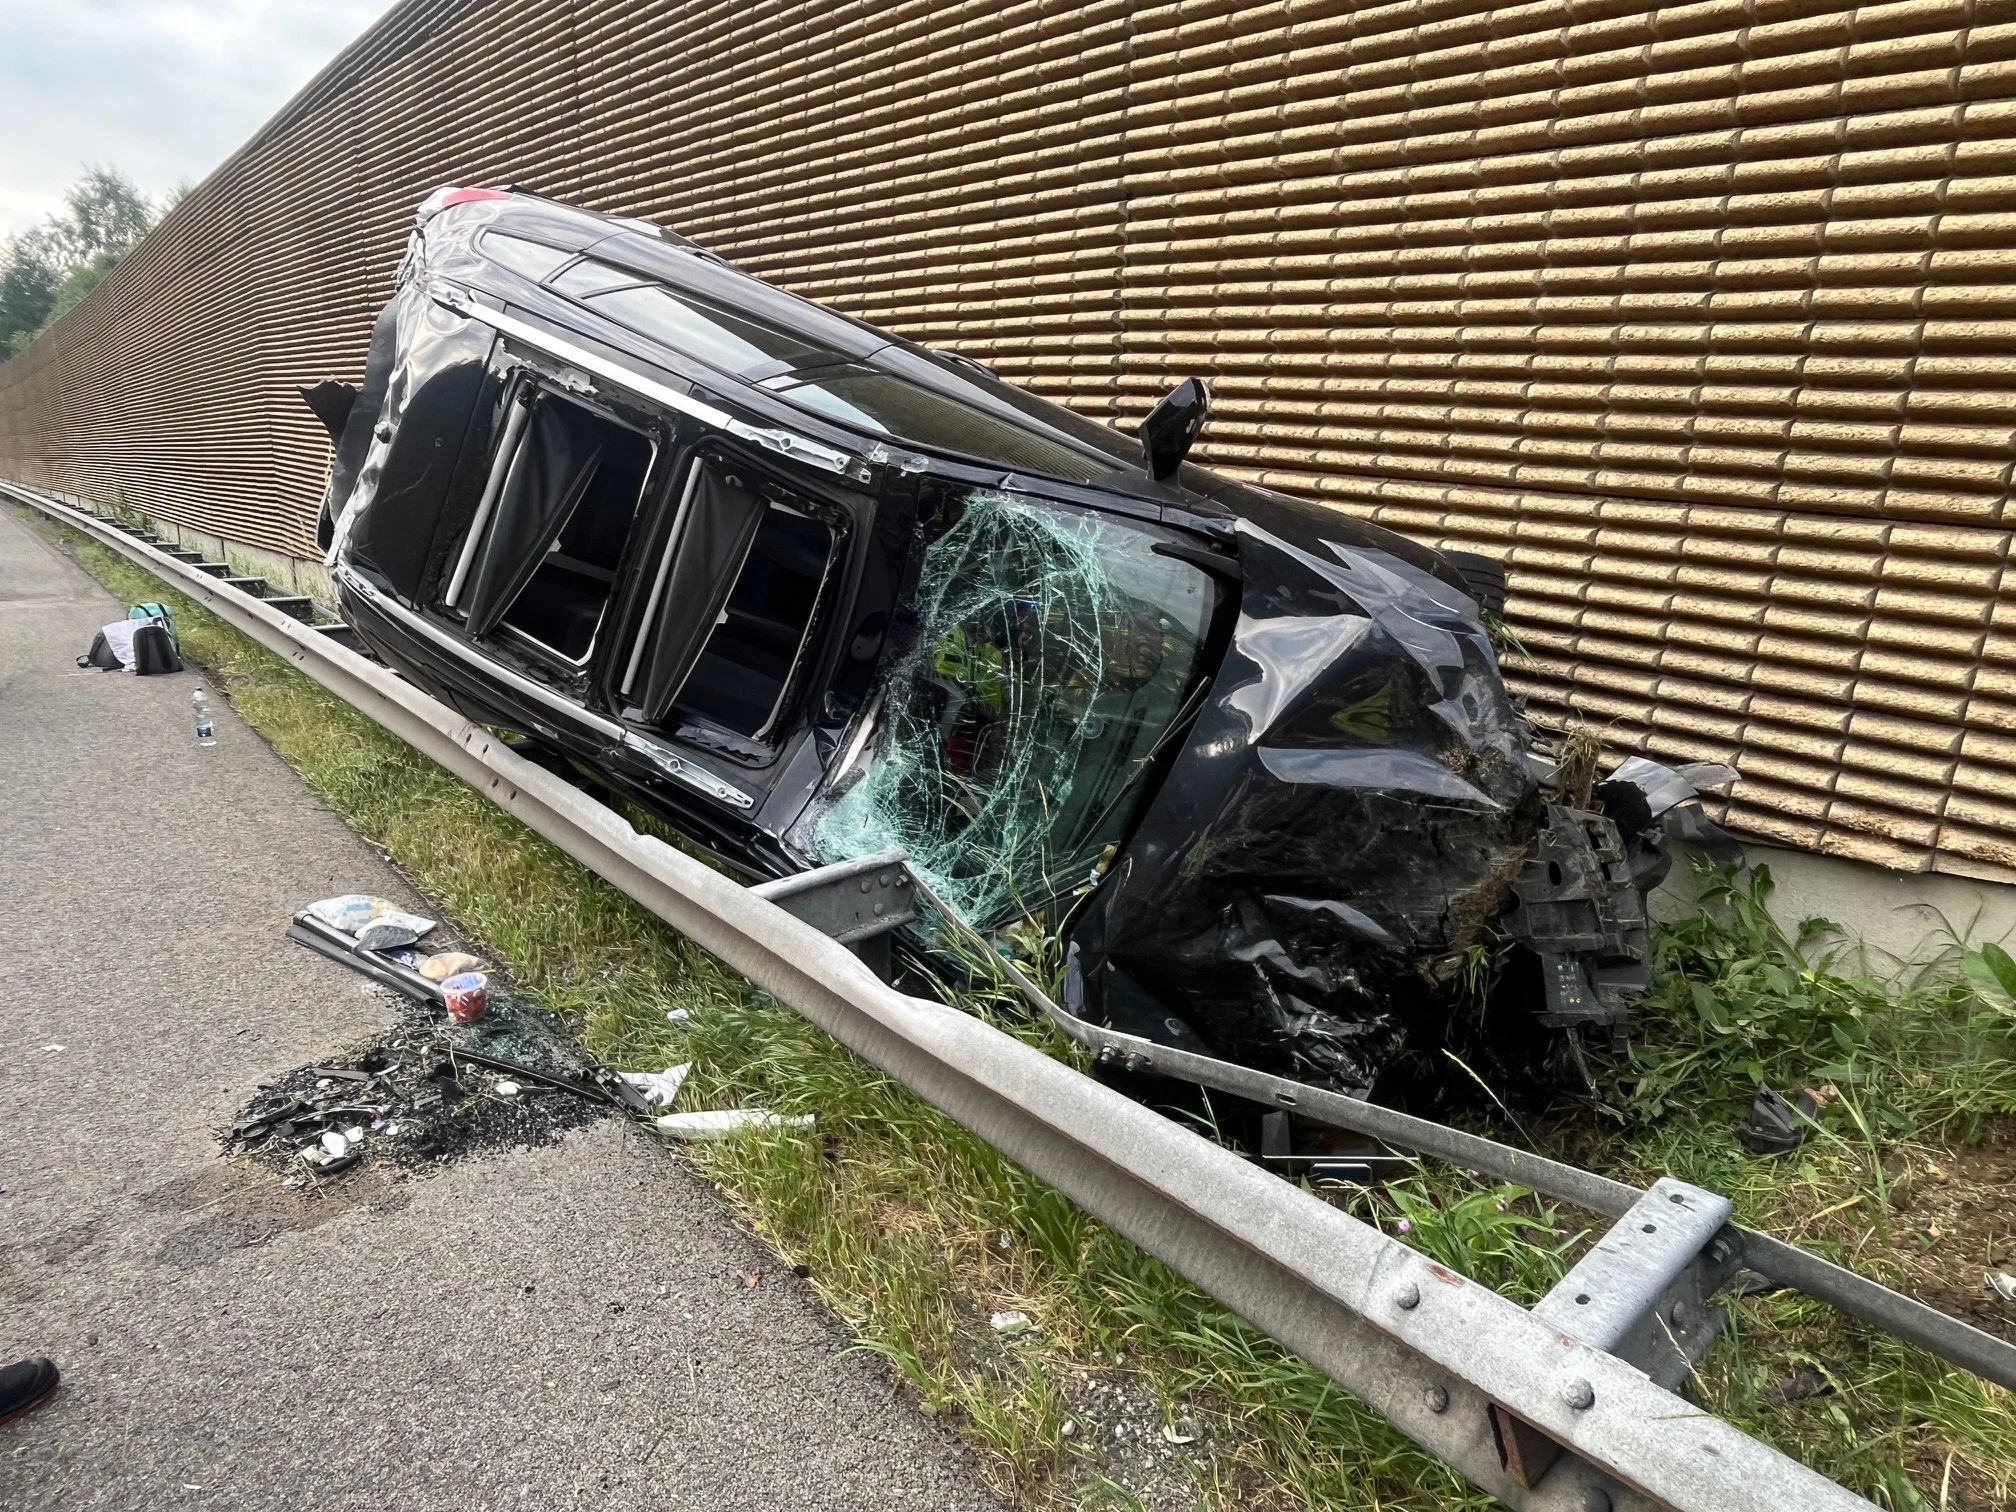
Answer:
[481,231,575,283]
[551,259,818,374]
[776,370,1120,482]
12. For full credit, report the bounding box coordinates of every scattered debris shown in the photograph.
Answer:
[239,894,808,1187]
[1737,1085,1819,1155]
[665,1008,691,1024]
[615,1064,690,1108]
[653,1110,814,1141]
[1052,1369,1211,1511]
[1988,1271,2016,1304]
[450,1046,648,1111]
[419,951,484,981]
[225,951,615,1184]
[1760,1359,1837,1404]
[740,1271,761,1289]
[990,1310,1035,1336]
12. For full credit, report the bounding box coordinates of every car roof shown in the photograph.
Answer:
[459,191,1463,584]
[475,196,1158,474]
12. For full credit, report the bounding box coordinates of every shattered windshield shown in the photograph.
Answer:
[813,492,1215,926]
[775,371,1122,483]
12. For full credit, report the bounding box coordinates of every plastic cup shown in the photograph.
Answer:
[441,971,488,1024]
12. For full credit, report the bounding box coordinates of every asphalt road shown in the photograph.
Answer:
[0,506,1005,1510]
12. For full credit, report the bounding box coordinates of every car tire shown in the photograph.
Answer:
[1444,550,1507,619]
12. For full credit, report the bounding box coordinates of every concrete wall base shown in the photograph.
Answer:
[35,488,337,611]
[1652,841,2016,969]
[147,518,335,607]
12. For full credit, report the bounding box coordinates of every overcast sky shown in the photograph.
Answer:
[1,0,398,238]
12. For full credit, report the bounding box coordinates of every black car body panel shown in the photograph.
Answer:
[1064,522,1544,1094]
[321,187,1688,1104]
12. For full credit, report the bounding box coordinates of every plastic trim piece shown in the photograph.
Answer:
[337,566,755,811]
[431,285,855,477]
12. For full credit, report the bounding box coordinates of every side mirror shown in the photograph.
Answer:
[1139,377,1210,481]
[298,380,360,445]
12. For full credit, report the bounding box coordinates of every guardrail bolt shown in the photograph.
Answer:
[1423,1385,1449,1413]
[1395,1282,1421,1310]
[1562,1378,1595,1411]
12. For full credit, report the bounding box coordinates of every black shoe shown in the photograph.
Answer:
[1737,1085,1818,1155]
[0,1358,59,1426]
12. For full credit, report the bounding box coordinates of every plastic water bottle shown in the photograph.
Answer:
[192,685,216,747]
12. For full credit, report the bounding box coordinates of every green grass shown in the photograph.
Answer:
[18,498,2016,1510]
[1568,865,2016,1509]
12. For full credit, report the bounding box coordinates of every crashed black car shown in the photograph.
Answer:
[310,185,1732,1108]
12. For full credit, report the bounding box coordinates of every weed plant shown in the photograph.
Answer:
[19,501,2014,1509]
[1580,865,2016,1507]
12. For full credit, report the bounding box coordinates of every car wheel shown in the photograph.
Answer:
[1444,550,1507,619]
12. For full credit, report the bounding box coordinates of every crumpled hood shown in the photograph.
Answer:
[1066,520,1543,1096]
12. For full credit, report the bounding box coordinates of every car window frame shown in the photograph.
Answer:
[439,372,663,677]
[670,496,842,744]
[611,446,856,762]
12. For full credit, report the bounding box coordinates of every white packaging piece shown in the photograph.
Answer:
[306,895,391,934]
[616,1063,691,1108]
[352,909,438,950]
[653,1109,814,1141]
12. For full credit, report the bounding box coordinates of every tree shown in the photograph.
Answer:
[47,167,155,266]
[0,233,59,353]
[2,166,161,358]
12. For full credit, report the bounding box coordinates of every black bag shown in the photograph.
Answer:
[79,629,123,671]
[131,621,183,675]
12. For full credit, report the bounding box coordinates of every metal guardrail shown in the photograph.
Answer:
[961,937,2016,1395]
[4,479,1889,1512]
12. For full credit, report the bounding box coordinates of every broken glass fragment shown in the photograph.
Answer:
[812,491,1214,928]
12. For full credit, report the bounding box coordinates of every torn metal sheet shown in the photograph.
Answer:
[1059,518,1545,1097]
